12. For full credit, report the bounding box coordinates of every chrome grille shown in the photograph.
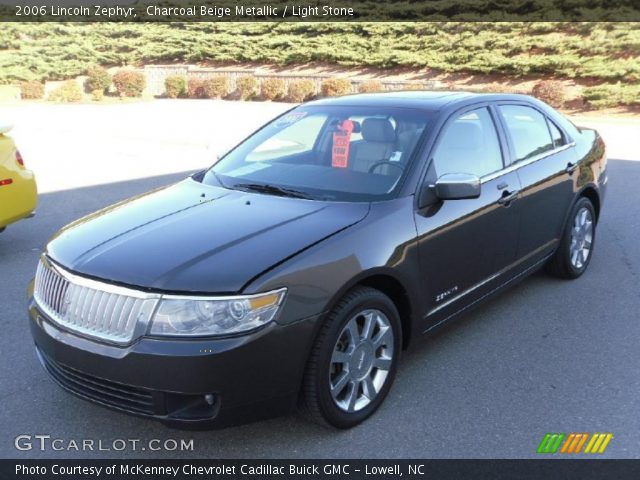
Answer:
[34,257,159,345]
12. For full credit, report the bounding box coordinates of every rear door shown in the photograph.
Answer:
[414,105,521,328]
[496,104,576,265]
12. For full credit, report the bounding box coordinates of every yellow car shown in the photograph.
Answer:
[0,123,37,233]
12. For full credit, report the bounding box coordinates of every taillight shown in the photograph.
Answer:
[16,150,24,166]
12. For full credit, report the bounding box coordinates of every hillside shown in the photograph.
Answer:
[1,23,639,107]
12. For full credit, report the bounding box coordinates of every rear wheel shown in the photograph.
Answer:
[546,197,596,279]
[300,287,401,428]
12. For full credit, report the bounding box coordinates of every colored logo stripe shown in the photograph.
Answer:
[560,433,589,453]
[537,433,613,454]
[537,433,566,453]
[584,433,613,454]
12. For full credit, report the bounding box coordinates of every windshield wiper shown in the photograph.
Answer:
[233,183,313,199]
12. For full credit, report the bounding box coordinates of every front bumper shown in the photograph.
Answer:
[29,298,318,429]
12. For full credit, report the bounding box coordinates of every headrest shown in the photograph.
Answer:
[362,118,395,143]
[447,121,483,150]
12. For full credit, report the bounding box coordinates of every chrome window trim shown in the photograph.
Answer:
[480,141,576,184]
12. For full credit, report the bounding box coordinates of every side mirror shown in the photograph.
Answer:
[434,173,481,200]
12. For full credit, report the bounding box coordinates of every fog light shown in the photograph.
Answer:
[165,392,220,420]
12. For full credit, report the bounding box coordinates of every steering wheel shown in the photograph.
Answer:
[368,161,404,175]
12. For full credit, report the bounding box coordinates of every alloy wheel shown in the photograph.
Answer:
[569,206,594,269]
[329,309,394,413]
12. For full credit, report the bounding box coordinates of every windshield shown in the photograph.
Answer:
[202,106,433,202]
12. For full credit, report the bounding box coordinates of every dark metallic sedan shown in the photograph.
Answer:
[29,92,607,429]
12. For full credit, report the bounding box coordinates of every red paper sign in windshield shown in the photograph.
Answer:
[332,120,354,168]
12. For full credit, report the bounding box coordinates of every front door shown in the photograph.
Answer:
[414,106,521,330]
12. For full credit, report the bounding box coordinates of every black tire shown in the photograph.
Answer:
[300,286,402,429]
[546,196,597,279]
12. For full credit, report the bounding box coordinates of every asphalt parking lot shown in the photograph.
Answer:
[1,101,639,459]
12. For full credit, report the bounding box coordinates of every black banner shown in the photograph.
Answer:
[1,0,640,22]
[3,460,640,480]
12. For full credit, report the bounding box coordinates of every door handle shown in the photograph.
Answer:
[498,189,519,206]
[566,162,579,174]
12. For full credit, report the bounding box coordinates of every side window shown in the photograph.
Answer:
[432,107,503,178]
[547,120,566,148]
[499,105,554,162]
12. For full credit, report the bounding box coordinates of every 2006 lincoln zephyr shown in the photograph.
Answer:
[29,92,607,429]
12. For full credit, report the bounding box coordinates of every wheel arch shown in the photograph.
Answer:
[578,185,601,222]
[320,269,416,350]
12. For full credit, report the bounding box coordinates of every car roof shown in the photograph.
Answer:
[306,90,535,111]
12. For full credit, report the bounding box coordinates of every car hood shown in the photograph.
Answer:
[46,178,370,293]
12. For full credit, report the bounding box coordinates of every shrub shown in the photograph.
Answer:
[287,79,315,102]
[261,77,286,101]
[112,69,146,97]
[321,77,352,97]
[582,83,640,109]
[358,80,385,93]
[85,66,111,93]
[403,82,426,91]
[47,81,82,103]
[202,76,229,99]
[1,24,639,90]
[187,78,205,98]
[91,89,104,101]
[581,85,614,109]
[479,83,508,93]
[20,81,45,100]
[236,75,258,100]
[532,80,566,108]
[472,84,526,95]
[164,75,187,99]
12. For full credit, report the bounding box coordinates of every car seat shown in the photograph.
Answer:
[349,118,396,174]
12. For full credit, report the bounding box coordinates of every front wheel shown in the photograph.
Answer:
[300,287,402,428]
[546,197,596,279]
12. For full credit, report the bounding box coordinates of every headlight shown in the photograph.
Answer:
[149,288,286,337]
